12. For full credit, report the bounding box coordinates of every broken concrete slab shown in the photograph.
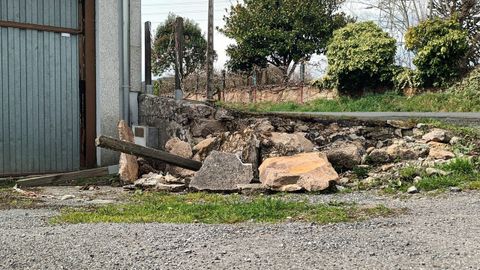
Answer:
[190,151,253,191]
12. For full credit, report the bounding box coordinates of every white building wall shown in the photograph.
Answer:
[96,0,142,166]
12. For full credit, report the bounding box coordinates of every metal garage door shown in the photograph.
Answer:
[0,0,80,175]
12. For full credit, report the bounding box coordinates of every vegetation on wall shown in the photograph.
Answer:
[405,18,469,87]
[325,22,397,95]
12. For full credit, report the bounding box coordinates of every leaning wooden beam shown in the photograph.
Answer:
[96,135,203,171]
[16,166,119,188]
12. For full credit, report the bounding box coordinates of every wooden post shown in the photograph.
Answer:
[221,70,226,102]
[144,21,152,88]
[206,0,214,102]
[300,62,305,104]
[175,17,184,100]
[96,136,203,171]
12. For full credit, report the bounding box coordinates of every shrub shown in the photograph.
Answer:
[326,21,397,95]
[393,67,422,91]
[405,18,469,87]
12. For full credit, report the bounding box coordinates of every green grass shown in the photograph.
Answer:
[415,158,480,191]
[51,192,394,225]
[224,91,480,113]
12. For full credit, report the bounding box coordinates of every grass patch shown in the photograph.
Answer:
[52,192,394,225]
[0,188,39,210]
[224,90,480,113]
[415,158,480,191]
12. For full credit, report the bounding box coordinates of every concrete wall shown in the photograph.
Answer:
[96,0,142,166]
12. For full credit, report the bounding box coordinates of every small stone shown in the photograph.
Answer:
[407,186,418,194]
[366,147,375,154]
[422,129,451,143]
[339,177,350,185]
[387,120,416,130]
[336,185,346,192]
[449,137,461,145]
[449,187,462,193]
[426,168,449,176]
[60,195,75,201]
[413,176,422,183]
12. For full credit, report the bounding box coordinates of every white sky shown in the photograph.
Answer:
[141,0,380,79]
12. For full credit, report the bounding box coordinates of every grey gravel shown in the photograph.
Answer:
[1,192,480,269]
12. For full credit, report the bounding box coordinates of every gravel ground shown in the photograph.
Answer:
[1,191,480,270]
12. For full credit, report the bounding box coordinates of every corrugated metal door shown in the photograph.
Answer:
[0,0,80,175]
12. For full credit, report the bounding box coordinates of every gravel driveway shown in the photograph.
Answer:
[1,191,480,270]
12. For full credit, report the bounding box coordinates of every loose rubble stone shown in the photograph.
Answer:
[118,120,139,183]
[262,132,315,159]
[214,108,234,121]
[165,137,195,178]
[422,129,451,143]
[449,187,462,193]
[190,151,253,191]
[450,136,461,145]
[60,195,76,201]
[429,148,455,160]
[255,119,275,133]
[259,152,339,192]
[407,186,419,194]
[367,149,391,164]
[326,142,364,170]
[387,120,416,130]
[193,137,220,161]
[191,119,227,137]
[426,168,450,176]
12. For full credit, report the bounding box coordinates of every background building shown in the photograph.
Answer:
[0,0,142,176]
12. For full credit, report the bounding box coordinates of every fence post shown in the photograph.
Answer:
[144,21,153,94]
[174,17,184,100]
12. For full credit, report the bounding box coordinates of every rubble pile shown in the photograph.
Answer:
[130,95,475,193]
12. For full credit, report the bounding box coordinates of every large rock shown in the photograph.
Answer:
[165,138,195,178]
[259,152,339,192]
[326,142,364,170]
[422,129,451,143]
[190,151,254,191]
[193,137,221,161]
[118,120,139,183]
[191,119,227,137]
[262,132,315,159]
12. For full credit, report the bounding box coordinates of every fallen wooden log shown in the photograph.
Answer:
[96,135,203,171]
[16,165,119,188]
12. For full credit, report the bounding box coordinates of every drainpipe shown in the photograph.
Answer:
[121,0,130,124]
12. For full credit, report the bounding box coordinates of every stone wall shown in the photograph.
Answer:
[184,86,337,104]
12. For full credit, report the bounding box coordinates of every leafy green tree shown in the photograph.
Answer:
[432,0,480,67]
[220,0,351,82]
[326,22,397,95]
[405,18,469,87]
[152,14,213,79]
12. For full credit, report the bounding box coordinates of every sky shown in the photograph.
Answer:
[141,0,380,79]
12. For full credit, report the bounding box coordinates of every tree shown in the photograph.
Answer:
[405,17,469,87]
[152,14,213,79]
[326,22,397,95]
[220,0,351,82]
[431,0,480,67]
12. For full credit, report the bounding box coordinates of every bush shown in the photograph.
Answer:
[325,22,397,95]
[393,67,422,91]
[405,18,469,87]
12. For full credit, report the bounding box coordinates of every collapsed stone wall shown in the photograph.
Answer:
[138,95,468,192]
